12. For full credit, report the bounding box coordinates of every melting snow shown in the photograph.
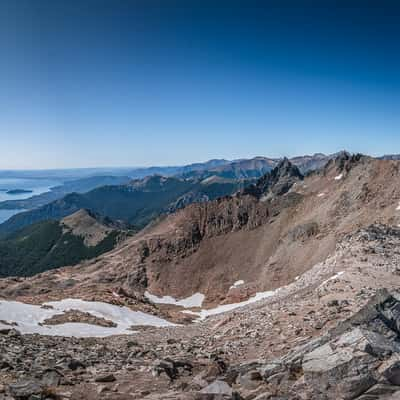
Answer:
[334,173,343,180]
[184,289,278,320]
[229,280,245,289]
[317,193,325,197]
[144,291,205,308]
[0,298,174,338]
[396,202,400,211]
[320,271,345,287]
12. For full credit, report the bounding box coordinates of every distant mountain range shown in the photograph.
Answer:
[0,153,333,182]
[180,153,334,180]
[0,153,335,212]
[1,152,398,181]
[0,175,248,237]
[0,152,349,239]
[0,151,388,254]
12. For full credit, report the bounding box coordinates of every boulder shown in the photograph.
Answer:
[237,370,262,390]
[8,380,43,400]
[41,368,64,386]
[94,373,116,383]
[302,328,383,399]
[200,380,232,396]
[380,355,400,385]
[196,380,242,399]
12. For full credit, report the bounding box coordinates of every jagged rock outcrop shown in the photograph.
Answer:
[242,158,303,199]
[323,151,367,177]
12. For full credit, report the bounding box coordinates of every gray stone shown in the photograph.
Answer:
[238,370,262,390]
[200,380,233,396]
[41,368,64,386]
[8,380,43,399]
[363,384,400,396]
[379,356,400,385]
[94,373,116,383]
[259,361,284,379]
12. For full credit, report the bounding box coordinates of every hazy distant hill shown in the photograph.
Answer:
[0,154,334,183]
[379,154,400,160]
[0,209,130,277]
[0,160,230,181]
[0,175,131,210]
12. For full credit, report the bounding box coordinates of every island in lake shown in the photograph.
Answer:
[6,189,33,195]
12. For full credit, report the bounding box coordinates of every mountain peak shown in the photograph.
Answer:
[243,158,303,198]
[273,157,302,179]
[323,151,366,177]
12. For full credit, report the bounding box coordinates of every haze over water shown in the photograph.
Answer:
[0,178,61,223]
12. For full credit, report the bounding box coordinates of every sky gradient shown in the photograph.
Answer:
[1,0,399,169]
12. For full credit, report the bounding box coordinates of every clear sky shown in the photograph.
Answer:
[0,0,399,169]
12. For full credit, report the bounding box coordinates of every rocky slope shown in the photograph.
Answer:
[3,154,400,398]
[2,224,400,399]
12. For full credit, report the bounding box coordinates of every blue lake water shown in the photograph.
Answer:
[0,178,62,224]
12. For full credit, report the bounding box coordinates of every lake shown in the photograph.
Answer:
[0,178,62,224]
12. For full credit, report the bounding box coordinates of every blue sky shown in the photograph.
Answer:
[0,0,399,169]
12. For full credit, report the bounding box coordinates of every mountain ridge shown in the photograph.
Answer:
[0,209,130,277]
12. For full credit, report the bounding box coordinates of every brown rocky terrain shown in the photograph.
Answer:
[3,154,400,399]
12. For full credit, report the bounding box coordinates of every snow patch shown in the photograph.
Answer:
[145,291,205,308]
[229,280,245,289]
[0,298,174,338]
[184,289,278,320]
[317,193,325,197]
[396,202,400,211]
[334,173,343,181]
[320,271,345,287]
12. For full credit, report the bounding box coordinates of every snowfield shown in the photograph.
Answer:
[145,291,205,308]
[320,271,345,287]
[0,298,174,337]
[183,289,278,320]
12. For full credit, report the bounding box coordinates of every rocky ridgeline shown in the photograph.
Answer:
[134,160,304,264]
